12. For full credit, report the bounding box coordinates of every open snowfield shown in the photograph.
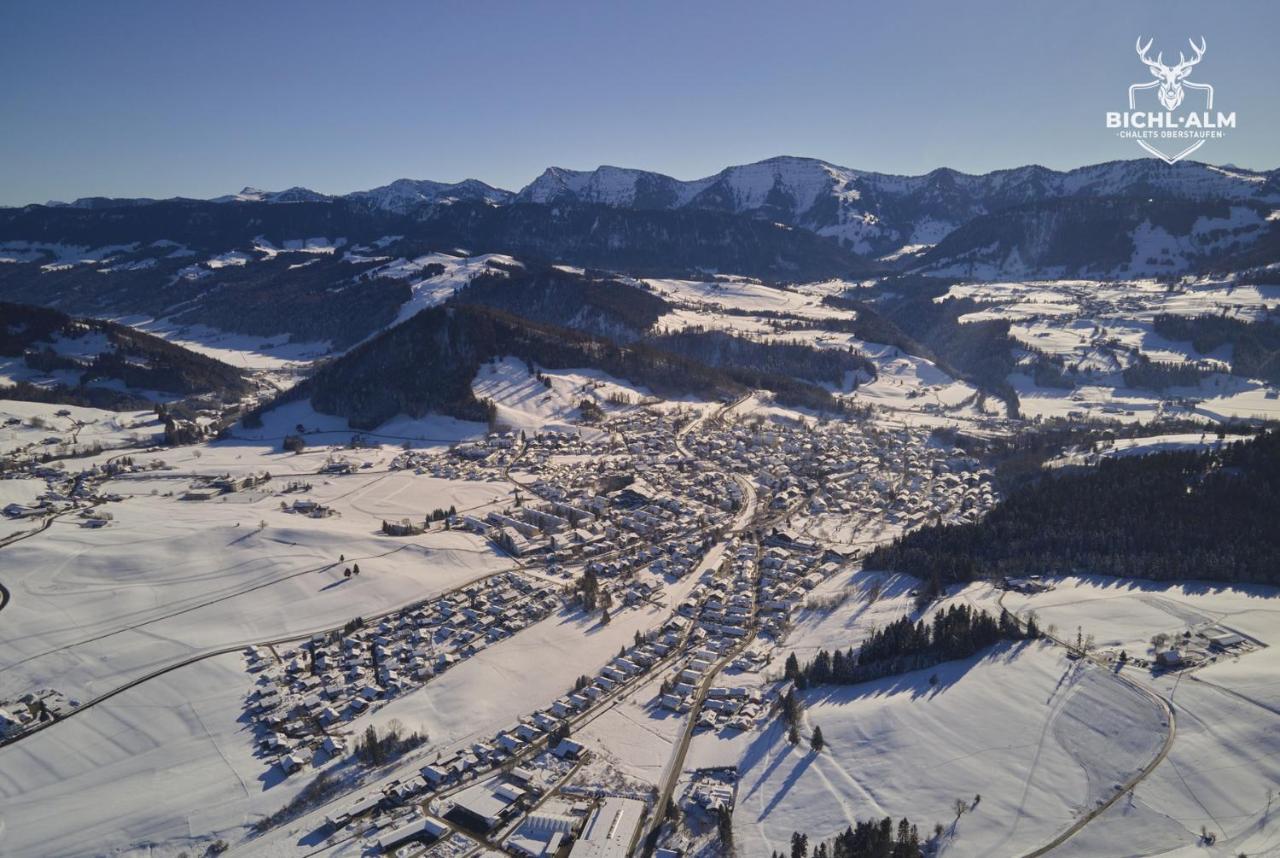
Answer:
[576,671,687,789]
[1048,669,1280,857]
[991,576,1280,853]
[1047,431,1257,467]
[998,576,1280,659]
[684,641,1164,858]
[0,400,162,457]
[116,316,333,371]
[0,653,277,858]
[472,357,652,436]
[0,457,511,702]
[646,277,857,321]
[232,400,489,449]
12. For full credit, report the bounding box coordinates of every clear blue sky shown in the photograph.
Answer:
[3,0,1277,205]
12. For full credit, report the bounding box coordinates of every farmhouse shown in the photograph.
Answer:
[376,814,449,852]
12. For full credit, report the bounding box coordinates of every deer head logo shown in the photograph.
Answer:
[1133,37,1209,111]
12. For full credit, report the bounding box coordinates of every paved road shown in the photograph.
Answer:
[998,590,1178,858]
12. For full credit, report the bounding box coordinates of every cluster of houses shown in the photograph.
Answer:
[1149,623,1254,672]
[757,544,837,637]
[0,689,73,740]
[180,471,272,502]
[680,417,998,530]
[393,423,736,569]
[450,497,605,558]
[1,451,155,519]
[685,767,739,814]
[422,626,680,802]
[393,432,530,481]
[240,571,560,779]
[647,540,763,734]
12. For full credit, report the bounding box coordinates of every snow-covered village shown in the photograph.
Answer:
[4,4,1280,858]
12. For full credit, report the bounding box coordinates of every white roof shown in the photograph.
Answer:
[452,781,518,824]
[377,814,448,849]
[567,797,645,858]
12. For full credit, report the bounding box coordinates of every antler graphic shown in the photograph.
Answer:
[1174,37,1206,74]
[1135,37,1164,72]
[1133,36,1208,111]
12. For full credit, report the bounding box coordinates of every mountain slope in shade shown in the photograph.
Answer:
[917,197,1279,278]
[344,178,514,213]
[0,300,252,409]
[17,157,1279,262]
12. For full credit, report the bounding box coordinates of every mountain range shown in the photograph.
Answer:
[32,156,1280,256]
[2,156,1278,354]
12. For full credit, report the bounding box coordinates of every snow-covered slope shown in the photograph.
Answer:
[211,186,331,204]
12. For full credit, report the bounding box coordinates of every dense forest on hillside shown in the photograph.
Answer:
[651,328,876,390]
[866,430,1280,587]
[1153,313,1280,386]
[300,305,747,429]
[170,255,405,347]
[869,277,1019,414]
[0,301,251,406]
[816,295,937,364]
[919,196,1254,275]
[1121,354,1211,390]
[295,276,866,427]
[413,200,875,281]
[452,264,670,338]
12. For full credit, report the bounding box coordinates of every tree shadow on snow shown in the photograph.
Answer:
[1041,573,1276,602]
[800,640,1037,708]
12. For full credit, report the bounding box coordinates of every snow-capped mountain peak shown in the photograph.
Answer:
[211,186,330,204]
[343,178,513,213]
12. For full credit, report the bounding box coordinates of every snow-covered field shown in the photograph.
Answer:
[940,278,1280,426]
[646,277,858,321]
[0,653,274,858]
[472,357,655,436]
[0,443,511,703]
[996,576,1280,855]
[682,637,1163,858]
[0,400,162,457]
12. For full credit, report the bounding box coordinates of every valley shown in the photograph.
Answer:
[1,155,1279,858]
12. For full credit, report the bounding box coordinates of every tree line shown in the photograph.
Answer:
[866,430,1280,589]
[785,604,1034,688]
[775,816,924,858]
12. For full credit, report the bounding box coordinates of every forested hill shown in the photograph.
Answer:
[0,301,252,409]
[450,263,671,339]
[295,304,748,429]
[866,430,1280,588]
